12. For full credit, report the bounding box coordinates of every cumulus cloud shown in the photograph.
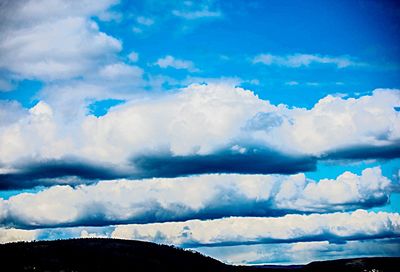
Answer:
[155,56,198,72]
[252,88,400,155]
[0,84,399,184]
[0,167,393,228]
[111,210,400,247]
[0,0,121,81]
[253,53,363,68]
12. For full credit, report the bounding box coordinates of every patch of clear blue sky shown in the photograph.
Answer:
[0,80,42,108]
[88,99,125,117]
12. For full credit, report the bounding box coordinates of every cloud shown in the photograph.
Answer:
[0,101,27,126]
[172,9,221,20]
[98,63,143,79]
[0,0,121,81]
[197,238,400,265]
[323,143,400,160]
[0,167,393,228]
[155,55,198,72]
[131,147,316,178]
[0,158,124,190]
[171,1,221,20]
[253,53,363,68]
[0,84,399,186]
[111,210,400,247]
[255,88,400,155]
[136,16,154,26]
[132,16,155,33]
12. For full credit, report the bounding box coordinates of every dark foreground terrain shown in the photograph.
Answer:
[0,238,398,272]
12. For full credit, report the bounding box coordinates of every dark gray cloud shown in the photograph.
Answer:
[131,147,317,179]
[0,158,124,190]
[1,142,400,190]
[323,143,400,160]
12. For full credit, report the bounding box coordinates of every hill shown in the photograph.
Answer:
[0,238,398,271]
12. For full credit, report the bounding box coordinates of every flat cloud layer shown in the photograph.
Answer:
[0,84,399,187]
[196,238,400,265]
[0,167,393,228]
[111,210,400,247]
[0,210,399,252]
[252,53,362,68]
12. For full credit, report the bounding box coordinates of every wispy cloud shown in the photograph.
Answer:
[253,53,363,68]
[172,9,221,20]
[285,81,299,86]
[172,0,221,20]
[136,16,154,26]
[155,55,198,72]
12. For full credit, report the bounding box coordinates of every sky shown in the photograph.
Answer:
[0,0,399,265]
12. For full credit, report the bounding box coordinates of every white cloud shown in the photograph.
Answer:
[0,84,399,168]
[0,167,392,228]
[261,88,400,154]
[80,230,108,238]
[1,0,118,25]
[0,101,27,126]
[253,53,362,68]
[99,63,143,79]
[0,101,73,163]
[155,55,198,72]
[0,0,121,80]
[111,210,400,246]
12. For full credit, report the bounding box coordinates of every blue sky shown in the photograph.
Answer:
[0,0,399,265]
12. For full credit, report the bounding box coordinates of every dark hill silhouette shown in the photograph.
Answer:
[0,238,398,272]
